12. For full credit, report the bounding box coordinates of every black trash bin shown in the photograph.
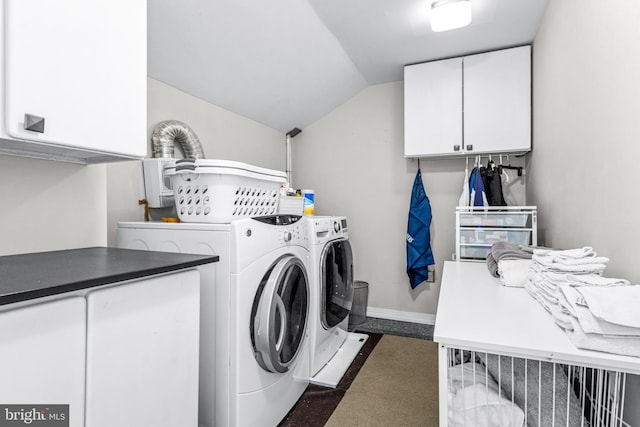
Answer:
[348,280,369,331]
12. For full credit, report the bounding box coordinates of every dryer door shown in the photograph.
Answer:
[321,239,354,329]
[251,255,309,373]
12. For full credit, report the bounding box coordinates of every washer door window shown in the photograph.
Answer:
[251,255,309,373]
[321,239,354,329]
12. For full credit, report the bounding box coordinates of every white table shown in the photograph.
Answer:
[435,260,640,373]
[434,261,640,427]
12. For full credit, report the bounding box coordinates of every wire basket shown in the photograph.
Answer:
[164,158,287,223]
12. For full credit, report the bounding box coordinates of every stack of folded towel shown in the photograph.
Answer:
[524,247,609,312]
[485,241,534,287]
[524,247,640,358]
[552,279,640,358]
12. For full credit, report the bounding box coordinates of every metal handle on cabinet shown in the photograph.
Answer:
[453,145,461,152]
[24,114,45,133]
[466,144,473,151]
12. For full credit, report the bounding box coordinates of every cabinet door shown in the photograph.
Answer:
[404,57,463,157]
[85,270,200,427]
[3,0,146,157]
[463,46,531,154]
[0,297,86,427]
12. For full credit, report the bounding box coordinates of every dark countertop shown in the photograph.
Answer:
[0,247,219,306]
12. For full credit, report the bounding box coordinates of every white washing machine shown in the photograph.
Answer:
[306,216,367,388]
[117,215,310,427]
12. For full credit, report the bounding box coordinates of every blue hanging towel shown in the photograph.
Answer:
[406,169,435,289]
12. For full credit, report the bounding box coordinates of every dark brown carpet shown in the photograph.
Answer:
[278,333,383,427]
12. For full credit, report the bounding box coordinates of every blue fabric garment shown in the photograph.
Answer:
[406,169,435,289]
[469,167,487,206]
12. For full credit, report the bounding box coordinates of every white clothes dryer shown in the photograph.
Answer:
[117,215,310,427]
[305,216,367,388]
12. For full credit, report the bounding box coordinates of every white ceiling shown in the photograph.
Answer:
[148,0,549,133]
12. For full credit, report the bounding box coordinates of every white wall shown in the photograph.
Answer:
[531,0,640,423]
[145,78,286,168]
[106,77,286,245]
[293,81,526,320]
[0,156,106,256]
[531,0,640,270]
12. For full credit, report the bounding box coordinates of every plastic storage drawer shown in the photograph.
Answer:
[459,229,531,245]
[458,213,529,227]
[459,246,492,259]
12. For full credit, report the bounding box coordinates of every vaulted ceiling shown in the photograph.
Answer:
[148,0,549,133]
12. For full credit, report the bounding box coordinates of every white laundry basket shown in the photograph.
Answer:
[164,158,287,223]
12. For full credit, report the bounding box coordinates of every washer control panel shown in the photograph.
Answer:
[248,215,308,246]
[332,217,348,235]
[307,216,348,245]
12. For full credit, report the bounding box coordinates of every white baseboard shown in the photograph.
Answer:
[366,307,436,325]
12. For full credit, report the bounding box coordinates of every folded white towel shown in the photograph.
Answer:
[538,271,571,289]
[498,259,532,287]
[559,286,640,336]
[524,281,541,301]
[565,274,630,287]
[533,247,596,259]
[564,316,640,358]
[537,262,607,274]
[532,254,610,268]
[557,286,580,316]
[524,281,556,313]
[550,304,574,331]
[576,286,640,329]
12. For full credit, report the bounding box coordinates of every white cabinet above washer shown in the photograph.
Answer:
[404,57,462,157]
[0,0,147,164]
[404,45,531,158]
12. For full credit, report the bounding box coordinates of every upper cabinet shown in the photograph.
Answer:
[463,46,531,156]
[0,0,147,164]
[404,57,463,157]
[404,45,531,158]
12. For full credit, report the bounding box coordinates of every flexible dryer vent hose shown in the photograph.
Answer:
[151,120,206,159]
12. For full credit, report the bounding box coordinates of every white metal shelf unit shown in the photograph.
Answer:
[455,206,537,262]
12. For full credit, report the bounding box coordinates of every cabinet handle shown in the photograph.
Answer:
[466,144,473,151]
[24,114,45,133]
[453,145,461,152]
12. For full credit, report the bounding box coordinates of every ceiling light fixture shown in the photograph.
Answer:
[430,0,472,33]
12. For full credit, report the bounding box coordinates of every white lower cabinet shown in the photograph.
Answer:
[0,269,200,427]
[0,297,87,427]
[85,270,200,427]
